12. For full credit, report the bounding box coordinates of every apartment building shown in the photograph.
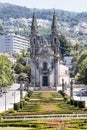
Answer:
[0,34,29,54]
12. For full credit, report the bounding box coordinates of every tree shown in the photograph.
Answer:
[14,63,24,74]
[71,50,87,75]
[59,35,71,58]
[0,55,14,88]
[17,73,27,82]
[77,58,87,84]
[24,65,31,83]
[17,56,26,66]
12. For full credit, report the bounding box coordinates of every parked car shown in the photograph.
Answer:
[0,92,3,97]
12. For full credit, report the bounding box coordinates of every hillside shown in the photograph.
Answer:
[0,3,87,46]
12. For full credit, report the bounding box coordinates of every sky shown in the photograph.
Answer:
[0,0,87,12]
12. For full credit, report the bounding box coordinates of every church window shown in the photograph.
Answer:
[51,59,54,69]
[37,63,39,69]
[43,62,47,70]
[54,38,56,44]
[33,38,36,44]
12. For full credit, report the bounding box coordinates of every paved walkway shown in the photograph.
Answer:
[1,114,87,121]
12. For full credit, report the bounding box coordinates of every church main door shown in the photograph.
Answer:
[42,76,48,86]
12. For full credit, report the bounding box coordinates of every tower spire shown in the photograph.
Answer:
[31,13,38,35]
[51,11,58,34]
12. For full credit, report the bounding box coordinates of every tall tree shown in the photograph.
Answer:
[59,35,71,58]
[0,55,14,88]
[77,58,87,84]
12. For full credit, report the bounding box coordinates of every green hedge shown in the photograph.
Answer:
[14,101,26,110]
[28,90,33,97]
[74,100,79,107]
[70,99,85,108]
[14,102,20,110]
[79,101,85,108]
[70,99,74,105]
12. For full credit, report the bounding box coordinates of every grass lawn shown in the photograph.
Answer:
[15,91,86,114]
[0,91,87,130]
[0,127,31,130]
[0,119,87,130]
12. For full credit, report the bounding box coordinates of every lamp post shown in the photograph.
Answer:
[70,79,73,99]
[12,90,16,104]
[5,92,6,111]
[20,81,23,101]
[62,78,65,93]
[14,90,16,103]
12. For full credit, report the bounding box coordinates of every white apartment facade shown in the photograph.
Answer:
[0,34,29,54]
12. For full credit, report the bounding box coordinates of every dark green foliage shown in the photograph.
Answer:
[70,99,74,105]
[28,91,33,97]
[74,100,79,107]
[14,63,24,74]
[20,101,25,109]
[0,55,14,88]
[59,90,65,97]
[0,3,87,23]
[63,96,68,102]
[78,58,87,84]
[14,102,20,110]
[17,73,27,82]
[17,57,26,66]
[59,35,71,58]
[79,101,85,108]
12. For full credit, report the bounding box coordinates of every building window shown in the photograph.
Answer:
[33,38,36,44]
[54,38,56,44]
[43,62,47,71]
[65,70,68,74]
[51,59,54,69]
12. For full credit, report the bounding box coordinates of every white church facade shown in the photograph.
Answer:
[30,12,70,90]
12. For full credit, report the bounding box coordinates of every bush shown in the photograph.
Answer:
[74,100,79,107]
[70,99,74,105]
[59,90,65,97]
[20,101,24,109]
[28,90,33,97]
[14,102,20,110]
[67,100,70,104]
[25,97,30,101]
[64,96,68,102]
[7,109,15,113]
[79,101,85,108]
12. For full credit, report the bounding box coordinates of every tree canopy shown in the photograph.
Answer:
[59,35,71,58]
[0,55,14,88]
[77,58,87,84]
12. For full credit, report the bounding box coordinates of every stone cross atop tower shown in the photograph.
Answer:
[31,13,38,35]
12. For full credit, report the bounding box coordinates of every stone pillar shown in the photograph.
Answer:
[54,57,58,90]
[62,78,65,93]
[20,82,23,101]
[40,74,42,88]
[34,62,36,90]
[70,79,73,99]
[57,56,60,86]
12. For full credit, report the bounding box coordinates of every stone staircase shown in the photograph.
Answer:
[37,87,56,91]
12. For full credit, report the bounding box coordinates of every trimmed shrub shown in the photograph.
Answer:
[20,101,24,109]
[59,90,65,97]
[67,100,70,104]
[28,90,33,97]
[14,102,20,110]
[74,100,79,107]
[7,109,15,113]
[70,99,74,105]
[64,96,68,102]
[25,97,30,101]
[79,101,85,108]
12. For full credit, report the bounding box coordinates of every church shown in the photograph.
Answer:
[30,12,69,90]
